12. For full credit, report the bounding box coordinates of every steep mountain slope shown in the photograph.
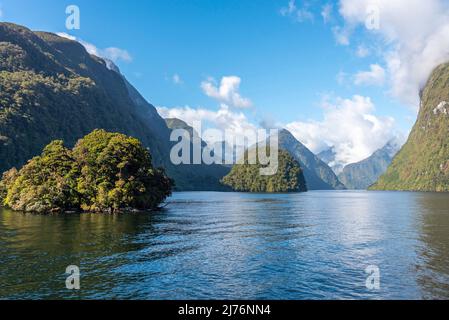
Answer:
[371,62,449,191]
[0,23,226,190]
[279,130,346,190]
[339,140,400,190]
[165,117,232,154]
[165,118,200,142]
[165,118,191,130]
[317,147,344,175]
[164,118,231,191]
[0,24,164,168]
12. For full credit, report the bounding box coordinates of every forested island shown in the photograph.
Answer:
[0,130,173,214]
[222,149,307,193]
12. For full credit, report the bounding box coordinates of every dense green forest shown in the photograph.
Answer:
[371,62,449,191]
[0,130,173,213]
[0,22,228,191]
[222,148,307,193]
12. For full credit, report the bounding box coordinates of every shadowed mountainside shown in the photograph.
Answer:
[279,130,346,190]
[0,22,228,191]
[338,140,400,190]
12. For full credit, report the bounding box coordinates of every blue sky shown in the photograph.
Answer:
[2,0,446,166]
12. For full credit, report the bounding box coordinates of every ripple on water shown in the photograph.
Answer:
[1,191,449,299]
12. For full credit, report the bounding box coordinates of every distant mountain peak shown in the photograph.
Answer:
[317,146,344,175]
[339,139,401,190]
[278,129,346,190]
[383,137,402,158]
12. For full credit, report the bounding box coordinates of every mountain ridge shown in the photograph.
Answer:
[278,130,346,190]
[0,22,227,191]
[338,140,400,190]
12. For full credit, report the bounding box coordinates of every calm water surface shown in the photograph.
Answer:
[1,191,449,300]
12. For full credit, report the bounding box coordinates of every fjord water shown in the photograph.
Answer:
[1,191,449,300]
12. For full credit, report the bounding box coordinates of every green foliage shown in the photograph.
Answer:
[371,62,449,192]
[73,130,173,212]
[222,148,307,193]
[0,167,18,205]
[4,141,80,212]
[0,130,173,213]
[0,22,229,192]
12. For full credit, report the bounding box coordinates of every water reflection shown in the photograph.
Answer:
[415,193,449,299]
[1,191,449,299]
[0,209,159,299]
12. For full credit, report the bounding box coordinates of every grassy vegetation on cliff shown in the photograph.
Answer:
[371,62,449,191]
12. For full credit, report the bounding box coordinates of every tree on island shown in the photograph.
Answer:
[0,130,173,213]
[222,149,307,193]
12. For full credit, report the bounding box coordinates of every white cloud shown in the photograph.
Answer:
[321,4,333,24]
[57,32,132,63]
[280,0,297,16]
[337,0,449,106]
[336,71,348,85]
[201,76,252,108]
[356,45,370,58]
[332,25,351,45]
[102,47,132,63]
[281,0,314,22]
[297,8,314,22]
[354,64,386,86]
[172,74,183,85]
[57,32,76,41]
[158,96,399,169]
[285,95,396,168]
[157,104,258,150]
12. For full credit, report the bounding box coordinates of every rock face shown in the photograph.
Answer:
[164,118,231,191]
[317,147,344,175]
[0,23,227,191]
[371,62,449,191]
[279,130,346,190]
[339,140,400,190]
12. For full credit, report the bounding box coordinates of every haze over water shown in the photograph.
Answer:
[1,191,449,300]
